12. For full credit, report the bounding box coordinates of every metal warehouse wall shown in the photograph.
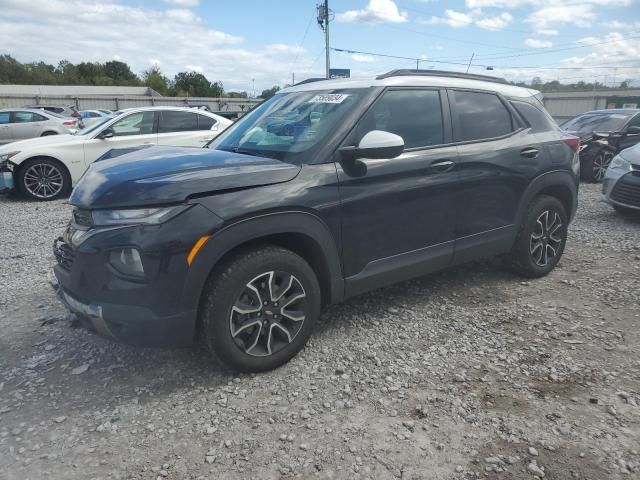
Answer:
[542,89,640,123]
[0,94,260,113]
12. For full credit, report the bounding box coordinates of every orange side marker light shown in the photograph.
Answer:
[187,236,210,266]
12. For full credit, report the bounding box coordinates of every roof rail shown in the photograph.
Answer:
[294,77,328,86]
[376,69,509,85]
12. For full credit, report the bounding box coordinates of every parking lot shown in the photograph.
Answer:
[0,183,638,479]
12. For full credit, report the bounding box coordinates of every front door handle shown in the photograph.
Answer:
[428,160,454,172]
[520,147,539,158]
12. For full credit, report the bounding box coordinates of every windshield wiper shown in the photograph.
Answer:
[217,146,276,159]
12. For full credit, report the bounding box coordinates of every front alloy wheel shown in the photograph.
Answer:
[200,246,320,372]
[18,158,70,201]
[230,271,307,357]
[592,150,614,182]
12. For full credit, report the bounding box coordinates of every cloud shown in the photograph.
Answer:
[162,0,199,6]
[537,29,558,35]
[351,53,377,63]
[0,0,319,91]
[422,9,513,30]
[526,5,594,30]
[602,20,640,30]
[336,0,408,24]
[525,38,553,48]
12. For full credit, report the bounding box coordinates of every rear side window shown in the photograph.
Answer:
[14,111,46,123]
[511,101,557,133]
[158,111,199,133]
[357,89,444,149]
[197,114,216,130]
[0,112,9,124]
[451,90,513,142]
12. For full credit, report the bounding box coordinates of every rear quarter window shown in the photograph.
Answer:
[511,100,558,133]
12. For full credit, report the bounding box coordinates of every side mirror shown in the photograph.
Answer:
[98,128,114,139]
[340,130,404,160]
[626,125,640,135]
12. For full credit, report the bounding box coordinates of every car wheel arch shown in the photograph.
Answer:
[182,210,344,334]
[515,170,578,227]
[14,155,70,181]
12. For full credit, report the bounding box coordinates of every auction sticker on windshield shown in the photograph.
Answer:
[308,94,350,104]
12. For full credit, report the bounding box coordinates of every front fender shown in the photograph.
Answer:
[180,210,344,319]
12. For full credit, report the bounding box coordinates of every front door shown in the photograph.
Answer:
[82,110,158,167]
[337,88,459,297]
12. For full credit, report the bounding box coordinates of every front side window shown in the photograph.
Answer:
[211,89,366,163]
[158,111,199,133]
[357,89,444,149]
[451,90,514,142]
[110,111,155,136]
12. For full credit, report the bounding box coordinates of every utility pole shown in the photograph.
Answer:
[466,53,474,73]
[317,1,331,78]
[292,72,295,86]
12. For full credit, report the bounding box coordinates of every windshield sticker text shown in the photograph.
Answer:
[308,94,349,104]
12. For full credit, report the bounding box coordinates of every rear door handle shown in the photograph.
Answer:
[428,160,454,172]
[520,147,539,158]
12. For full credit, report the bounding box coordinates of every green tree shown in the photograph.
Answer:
[142,66,169,95]
[104,60,140,85]
[173,71,222,97]
[226,90,247,98]
[259,86,280,99]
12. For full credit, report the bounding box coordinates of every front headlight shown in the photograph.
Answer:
[608,155,632,172]
[92,205,189,226]
[0,151,20,167]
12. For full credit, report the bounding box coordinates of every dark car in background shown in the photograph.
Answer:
[53,70,580,372]
[561,109,640,182]
[603,143,640,215]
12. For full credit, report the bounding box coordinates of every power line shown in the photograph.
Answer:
[290,10,315,74]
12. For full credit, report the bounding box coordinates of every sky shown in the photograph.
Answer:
[0,0,639,93]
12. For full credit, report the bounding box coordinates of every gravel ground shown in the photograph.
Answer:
[0,184,639,480]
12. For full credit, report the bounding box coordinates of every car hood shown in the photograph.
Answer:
[69,145,301,209]
[0,134,79,153]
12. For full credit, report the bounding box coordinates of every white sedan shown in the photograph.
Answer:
[0,106,232,200]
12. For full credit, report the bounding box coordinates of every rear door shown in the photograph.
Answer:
[157,110,216,147]
[0,112,12,144]
[12,111,48,140]
[449,89,544,263]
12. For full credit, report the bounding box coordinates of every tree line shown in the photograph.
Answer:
[0,54,281,99]
[512,76,633,93]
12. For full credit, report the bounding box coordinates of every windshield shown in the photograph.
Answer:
[561,112,632,133]
[209,89,365,162]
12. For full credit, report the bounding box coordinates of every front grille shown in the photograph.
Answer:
[73,208,93,227]
[53,238,75,271]
[611,174,640,207]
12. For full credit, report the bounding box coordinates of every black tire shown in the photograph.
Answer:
[580,147,614,183]
[507,195,568,278]
[40,131,58,136]
[199,246,321,372]
[16,157,71,201]
[613,205,639,216]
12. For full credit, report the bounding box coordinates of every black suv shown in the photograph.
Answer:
[53,70,580,372]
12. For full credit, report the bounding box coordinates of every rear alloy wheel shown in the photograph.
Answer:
[17,158,70,201]
[507,195,568,278]
[200,246,320,372]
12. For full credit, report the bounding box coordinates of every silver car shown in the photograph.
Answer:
[602,143,640,214]
[0,109,80,144]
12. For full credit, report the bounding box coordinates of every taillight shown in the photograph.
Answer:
[63,120,76,126]
[563,135,580,153]
[71,112,81,118]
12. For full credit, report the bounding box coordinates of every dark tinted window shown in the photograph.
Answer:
[197,114,216,130]
[0,112,9,124]
[451,90,513,142]
[560,112,632,133]
[158,111,199,133]
[512,101,557,133]
[628,114,640,127]
[358,89,444,148]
